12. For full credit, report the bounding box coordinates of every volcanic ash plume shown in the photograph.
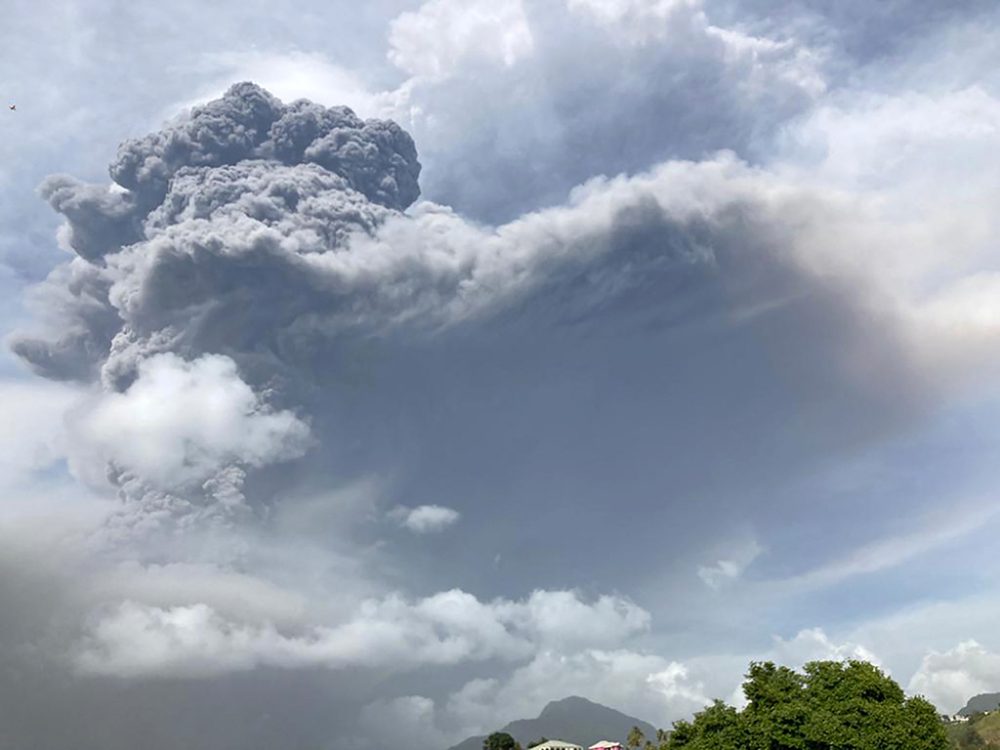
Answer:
[11,82,423,533]
[15,82,422,391]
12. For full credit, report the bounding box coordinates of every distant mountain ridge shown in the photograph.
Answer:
[959,693,1000,717]
[446,696,657,750]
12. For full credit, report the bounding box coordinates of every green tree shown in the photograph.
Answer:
[667,701,744,750]
[628,726,647,749]
[485,732,519,750]
[741,661,808,749]
[666,660,948,750]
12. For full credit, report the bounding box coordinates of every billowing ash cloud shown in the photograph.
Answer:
[13,80,731,425]
[11,81,933,542]
[14,82,420,389]
[5,2,1000,746]
[10,83,422,534]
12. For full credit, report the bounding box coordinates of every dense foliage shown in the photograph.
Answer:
[666,660,948,750]
[485,732,521,750]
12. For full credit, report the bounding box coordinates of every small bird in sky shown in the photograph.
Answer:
[7,104,14,111]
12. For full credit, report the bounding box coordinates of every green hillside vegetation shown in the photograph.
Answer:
[947,711,1000,749]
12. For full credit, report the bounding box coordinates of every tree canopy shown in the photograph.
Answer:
[628,726,647,749]
[485,732,520,750]
[666,659,948,750]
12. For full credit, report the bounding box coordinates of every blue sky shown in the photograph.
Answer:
[1,1,1000,748]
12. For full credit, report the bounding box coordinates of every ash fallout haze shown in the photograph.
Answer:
[1,0,1000,748]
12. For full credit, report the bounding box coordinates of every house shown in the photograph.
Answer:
[589,742,624,750]
[531,742,583,750]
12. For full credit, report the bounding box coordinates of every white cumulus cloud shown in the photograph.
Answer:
[390,504,461,533]
[73,588,650,679]
[908,640,1000,713]
[771,627,880,668]
[388,0,534,80]
[70,353,311,490]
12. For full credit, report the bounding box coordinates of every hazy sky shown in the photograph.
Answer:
[1,1,1000,748]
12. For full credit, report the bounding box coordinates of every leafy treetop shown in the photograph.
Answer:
[666,659,948,750]
[485,732,521,750]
